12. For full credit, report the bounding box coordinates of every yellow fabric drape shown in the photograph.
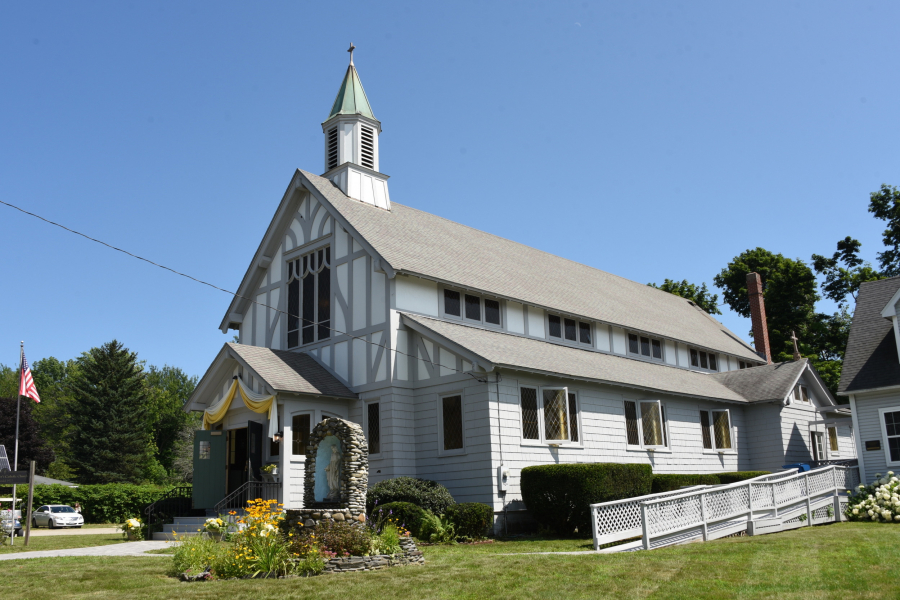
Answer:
[202,378,279,440]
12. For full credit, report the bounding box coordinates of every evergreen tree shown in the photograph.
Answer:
[67,340,153,484]
[0,397,54,473]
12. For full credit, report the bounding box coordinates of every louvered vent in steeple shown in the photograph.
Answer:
[360,126,375,169]
[327,127,339,170]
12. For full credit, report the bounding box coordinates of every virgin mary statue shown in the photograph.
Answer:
[324,445,342,501]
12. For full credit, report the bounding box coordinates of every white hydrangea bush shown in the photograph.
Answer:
[845,471,900,522]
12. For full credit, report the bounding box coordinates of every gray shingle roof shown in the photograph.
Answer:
[709,359,807,402]
[839,277,900,393]
[227,343,356,398]
[401,313,750,403]
[300,170,760,362]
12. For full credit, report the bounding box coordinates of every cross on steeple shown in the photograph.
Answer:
[348,43,355,66]
[790,330,802,361]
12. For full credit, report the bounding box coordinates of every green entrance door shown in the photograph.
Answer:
[193,430,226,509]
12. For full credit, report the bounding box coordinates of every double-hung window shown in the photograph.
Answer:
[291,414,311,456]
[879,407,900,464]
[287,247,331,347]
[443,289,501,326]
[699,409,733,451]
[689,348,718,371]
[519,386,580,444]
[548,315,592,345]
[624,400,668,450]
[628,333,663,361]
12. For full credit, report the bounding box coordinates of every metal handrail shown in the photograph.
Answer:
[213,480,282,514]
[143,485,194,533]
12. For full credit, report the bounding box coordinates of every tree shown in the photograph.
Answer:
[713,248,820,354]
[29,356,81,479]
[648,279,722,315]
[145,365,198,475]
[868,184,900,276]
[0,397,54,473]
[67,340,154,484]
[811,236,883,308]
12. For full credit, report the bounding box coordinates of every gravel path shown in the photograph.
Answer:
[0,540,170,560]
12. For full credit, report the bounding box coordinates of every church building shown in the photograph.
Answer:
[185,50,854,525]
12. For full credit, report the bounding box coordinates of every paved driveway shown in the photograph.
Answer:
[0,540,170,560]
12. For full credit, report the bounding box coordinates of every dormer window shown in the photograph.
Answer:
[442,288,501,327]
[287,247,331,348]
[689,347,718,371]
[628,333,663,361]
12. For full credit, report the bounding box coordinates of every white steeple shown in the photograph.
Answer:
[321,44,390,210]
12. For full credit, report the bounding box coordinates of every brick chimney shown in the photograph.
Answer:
[746,272,772,364]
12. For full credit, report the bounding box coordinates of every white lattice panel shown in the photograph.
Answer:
[647,496,703,535]
[750,483,773,509]
[594,501,642,537]
[706,487,750,521]
[808,471,833,495]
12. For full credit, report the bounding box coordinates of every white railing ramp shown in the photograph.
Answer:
[590,465,859,553]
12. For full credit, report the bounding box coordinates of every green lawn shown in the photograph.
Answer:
[0,534,126,554]
[0,523,896,599]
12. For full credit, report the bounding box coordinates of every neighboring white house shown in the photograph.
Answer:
[185,53,854,521]
[840,276,900,484]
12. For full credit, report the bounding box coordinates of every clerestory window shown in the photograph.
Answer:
[442,288,501,327]
[628,333,664,361]
[689,347,718,371]
[548,314,592,346]
[287,247,331,348]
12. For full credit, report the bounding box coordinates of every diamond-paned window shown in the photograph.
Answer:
[543,389,569,441]
[442,395,464,451]
[640,401,665,447]
[713,410,732,449]
[568,393,578,443]
[444,289,461,316]
[292,414,311,456]
[700,410,712,449]
[624,401,640,445]
[828,426,839,452]
[367,403,381,454]
[520,388,539,440]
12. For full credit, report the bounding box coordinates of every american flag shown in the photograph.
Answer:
[19,351,40,403]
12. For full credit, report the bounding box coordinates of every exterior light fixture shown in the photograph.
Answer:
[273,431,284,443]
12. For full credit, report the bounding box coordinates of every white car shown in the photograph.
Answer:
[32,505,84,528]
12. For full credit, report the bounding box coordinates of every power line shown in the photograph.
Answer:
[0,199,470,376]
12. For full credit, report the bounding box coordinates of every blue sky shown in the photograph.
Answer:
[1,1,897,378]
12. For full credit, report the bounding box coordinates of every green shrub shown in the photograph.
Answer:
[716,471,770,484]
[314,520,374,557]
[170,534,222,577]
[370,501,429,539]
[651,473,721,493]
[366,477,455,515]
[418,512,456,543]
[14,483,173,524]
[521,463,652,536]
[444,503,494,539]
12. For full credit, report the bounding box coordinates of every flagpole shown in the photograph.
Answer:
[10,342,23,546]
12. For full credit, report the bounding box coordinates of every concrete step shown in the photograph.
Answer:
[171,516,210,525]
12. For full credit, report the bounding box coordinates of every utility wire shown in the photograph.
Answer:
[0,199,473,376]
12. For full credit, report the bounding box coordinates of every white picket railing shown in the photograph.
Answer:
[590,465,859,552]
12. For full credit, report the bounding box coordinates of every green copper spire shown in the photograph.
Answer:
[328,44,375,120]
